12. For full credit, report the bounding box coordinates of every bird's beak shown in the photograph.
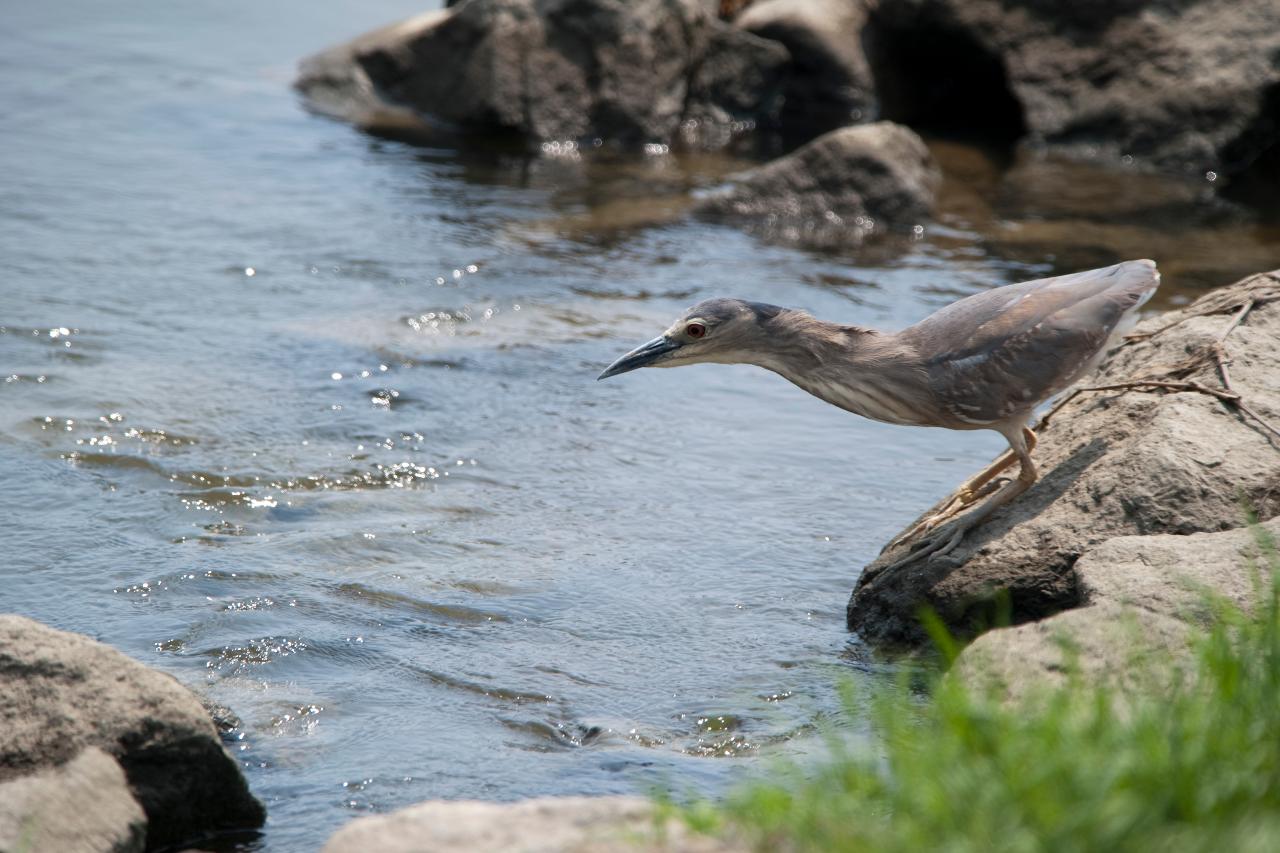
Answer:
[597,336,681,380]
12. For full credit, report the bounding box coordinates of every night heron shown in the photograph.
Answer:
[598,260,1160,568]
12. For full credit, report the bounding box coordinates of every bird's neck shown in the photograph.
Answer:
[752,310,932,426]
[744,310,867,373]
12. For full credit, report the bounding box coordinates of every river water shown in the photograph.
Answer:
[3,2,1278,850]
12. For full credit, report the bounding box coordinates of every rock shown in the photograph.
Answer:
[321,795,745,853]
[0,615,265,850]
[0,747,146,853]
[694,121,939,247]
[451,0,758,22]
[683,26,792,148]
[864,0,1280,181]
[294,10,449,133]
[736,0,874,134]
[954,519,1280,701]
[297,0,789,149]
[848,269,1280,646]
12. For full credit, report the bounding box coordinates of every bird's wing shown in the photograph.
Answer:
[901,260,1160,425]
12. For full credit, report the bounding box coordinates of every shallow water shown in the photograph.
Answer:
[3,2,1278,850]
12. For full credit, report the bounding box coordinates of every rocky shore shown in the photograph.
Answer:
[0,616,264,852]
[850,269,1280,647]
[297,0,1280,187]
[294,0,1280,253]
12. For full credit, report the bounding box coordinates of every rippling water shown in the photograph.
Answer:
[4,2,1279,850]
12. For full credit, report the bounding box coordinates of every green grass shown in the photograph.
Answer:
[682,525,1280,853]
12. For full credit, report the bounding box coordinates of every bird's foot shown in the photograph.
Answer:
[882,521,969,572]
[886,479,1004,552]
[890,437,1030,551]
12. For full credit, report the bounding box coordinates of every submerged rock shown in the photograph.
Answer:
[848,269,1280,646]
[0,747,146,853]
[694,121,939,247]
[322,795,744,853]
[296,0,789,149]
[0,615,265,850]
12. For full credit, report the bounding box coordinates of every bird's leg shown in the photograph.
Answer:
[882,428,1038,571]
[955,427,1036,505]
[888,428,1037,549]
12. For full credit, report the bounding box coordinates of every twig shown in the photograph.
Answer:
[1079,379,1238,402]
[1219,298,1256,343]
[1211,299,1253,393]
[1213,343,1235,393]
[1238,401,1280,441]
[1122,288,1276,344]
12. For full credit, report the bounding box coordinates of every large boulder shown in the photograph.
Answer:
[694,121,939,246]
[864,0,1280,182]
[0,615,265,851]
[683,24,792,148]
[293,10,450,133]
[0,747,146,853]
[322,795,744,853]
[954,518,1280,702]
[736,0,875,134]
[296,0,790,149]
[848,269,1280,646]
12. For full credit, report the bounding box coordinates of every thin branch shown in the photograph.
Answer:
[1212,342,1235,394]
[1238,401,1280,441]
[1081,379,1238,402]
[1219,298,1255,342]
[1122,290,1276,344]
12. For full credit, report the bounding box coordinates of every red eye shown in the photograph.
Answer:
[686,323,707,339]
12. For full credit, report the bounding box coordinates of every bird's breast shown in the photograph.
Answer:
[790,374,929,426]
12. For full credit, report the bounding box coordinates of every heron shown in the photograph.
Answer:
[598,259,1160,569]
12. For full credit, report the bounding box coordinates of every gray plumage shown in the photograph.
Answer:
[905,260,1158,429]
[599,259,1161,568]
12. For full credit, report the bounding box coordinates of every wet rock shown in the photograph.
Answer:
[0,747,146,853]
[294,10,448,133]
[865,0,1280,181]
[0,615,265,850]
[954,519,1280,702]
[321,795,745,853]
[848,269,1280,646]
[694,121,939,247]
[296,0,788,149]
[684,26,791,148]
[736,0,874,134]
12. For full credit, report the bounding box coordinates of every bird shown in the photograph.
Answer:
[598,259,1160,569]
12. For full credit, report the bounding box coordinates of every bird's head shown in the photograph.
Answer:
[597,298,781,380]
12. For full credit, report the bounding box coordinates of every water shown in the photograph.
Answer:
[2,2,1277,850]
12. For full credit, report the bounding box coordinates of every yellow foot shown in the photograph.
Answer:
[886,479,1003,552]
[883,521,970,572]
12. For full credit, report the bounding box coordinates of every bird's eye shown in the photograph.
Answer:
[686,322,707,339]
